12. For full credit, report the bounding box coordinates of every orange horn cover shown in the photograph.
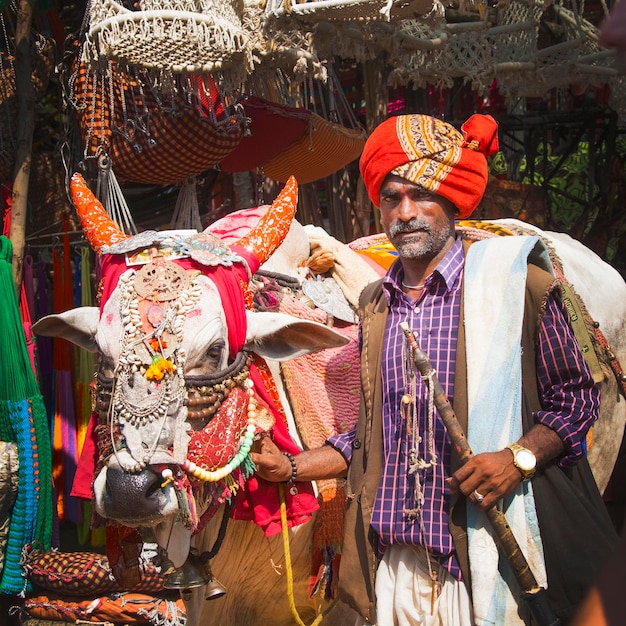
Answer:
[70,173,130,254]
[234,175,298,266]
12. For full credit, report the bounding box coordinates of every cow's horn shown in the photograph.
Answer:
[70,172,130,254]
[233,175,298,266]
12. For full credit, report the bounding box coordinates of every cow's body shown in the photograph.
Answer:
[33,175,626,626]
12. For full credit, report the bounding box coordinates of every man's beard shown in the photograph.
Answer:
[388,217,451,259]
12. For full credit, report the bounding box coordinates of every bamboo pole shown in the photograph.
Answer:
[9,0,35,291]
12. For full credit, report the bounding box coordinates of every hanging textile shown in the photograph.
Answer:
[74,247,104,547]
[0,236,52,594]
[35,257,54,413]
[63,38,245,186]
[82,0,252,81]
[50,217,81,526]
[75,247,96,454]
[220,95,311,173]
[263,0,436,23]
[248,65,367,183]
[263,111,366,183]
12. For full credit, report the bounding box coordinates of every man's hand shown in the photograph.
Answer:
[447,449,523,510]
[447,423,565,509]
[250,436,293,483]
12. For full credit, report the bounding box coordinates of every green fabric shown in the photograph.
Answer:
[0,238,40,402]
[0,236,52,593]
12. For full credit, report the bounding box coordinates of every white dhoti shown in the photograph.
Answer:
[355,545,474,626]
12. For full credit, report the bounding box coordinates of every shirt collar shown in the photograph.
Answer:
[383,236,464,299]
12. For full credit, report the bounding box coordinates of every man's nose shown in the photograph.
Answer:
[397,195,421,220]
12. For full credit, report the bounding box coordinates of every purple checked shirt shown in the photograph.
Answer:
[328,236,600,579]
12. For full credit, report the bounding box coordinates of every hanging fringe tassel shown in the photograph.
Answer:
[174,476,199,532]
[96,155,138,235]
[171,177,203,231]
[137,598,188,626]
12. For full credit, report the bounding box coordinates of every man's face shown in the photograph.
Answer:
[379,175,457,260]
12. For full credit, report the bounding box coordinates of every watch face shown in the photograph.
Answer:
[516,449,536,470]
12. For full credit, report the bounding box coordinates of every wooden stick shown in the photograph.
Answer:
[10,0,36,291]
[399,322,559,626]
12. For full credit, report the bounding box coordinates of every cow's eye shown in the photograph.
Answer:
[205,343,224,366]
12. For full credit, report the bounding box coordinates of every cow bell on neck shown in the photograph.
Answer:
[163,548,226,600]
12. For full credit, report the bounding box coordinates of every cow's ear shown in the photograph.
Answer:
[32,307,100,352]
[244,311,349,361]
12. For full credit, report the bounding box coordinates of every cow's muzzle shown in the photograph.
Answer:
[93,464,179,526]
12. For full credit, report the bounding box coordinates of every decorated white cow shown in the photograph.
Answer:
[32,173,626,626]
[32,173,359,625]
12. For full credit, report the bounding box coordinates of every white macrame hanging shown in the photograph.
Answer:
[83,0,252,78]
[171,177,203,231]
[263,0,437,23]
[96,155,138,235]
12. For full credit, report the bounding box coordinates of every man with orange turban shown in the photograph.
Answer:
[252,113,616,625]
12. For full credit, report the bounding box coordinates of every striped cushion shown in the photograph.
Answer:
[22,544,166,597]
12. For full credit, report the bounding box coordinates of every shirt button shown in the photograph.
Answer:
[352,438,362,449]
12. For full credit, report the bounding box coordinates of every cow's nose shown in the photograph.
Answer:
[103,466,164,521]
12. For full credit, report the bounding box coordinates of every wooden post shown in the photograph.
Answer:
[356,58,389,236]
[9,0,35,291]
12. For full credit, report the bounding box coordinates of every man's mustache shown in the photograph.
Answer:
[389,219,431,237]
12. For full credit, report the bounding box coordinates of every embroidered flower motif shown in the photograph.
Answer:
[146,356,175,381]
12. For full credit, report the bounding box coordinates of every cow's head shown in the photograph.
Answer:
[33,174,348,567]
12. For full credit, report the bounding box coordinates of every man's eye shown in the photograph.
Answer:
[381,195,397,205]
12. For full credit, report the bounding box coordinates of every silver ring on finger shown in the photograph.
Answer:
[473,490,484,503]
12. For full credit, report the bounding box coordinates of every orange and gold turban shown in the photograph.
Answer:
[359,113,499,218]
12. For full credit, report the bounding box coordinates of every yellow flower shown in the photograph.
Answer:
[146,357,175,381]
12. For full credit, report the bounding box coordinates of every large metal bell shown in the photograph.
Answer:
[163,549,212,590]
[163,548,226,600]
